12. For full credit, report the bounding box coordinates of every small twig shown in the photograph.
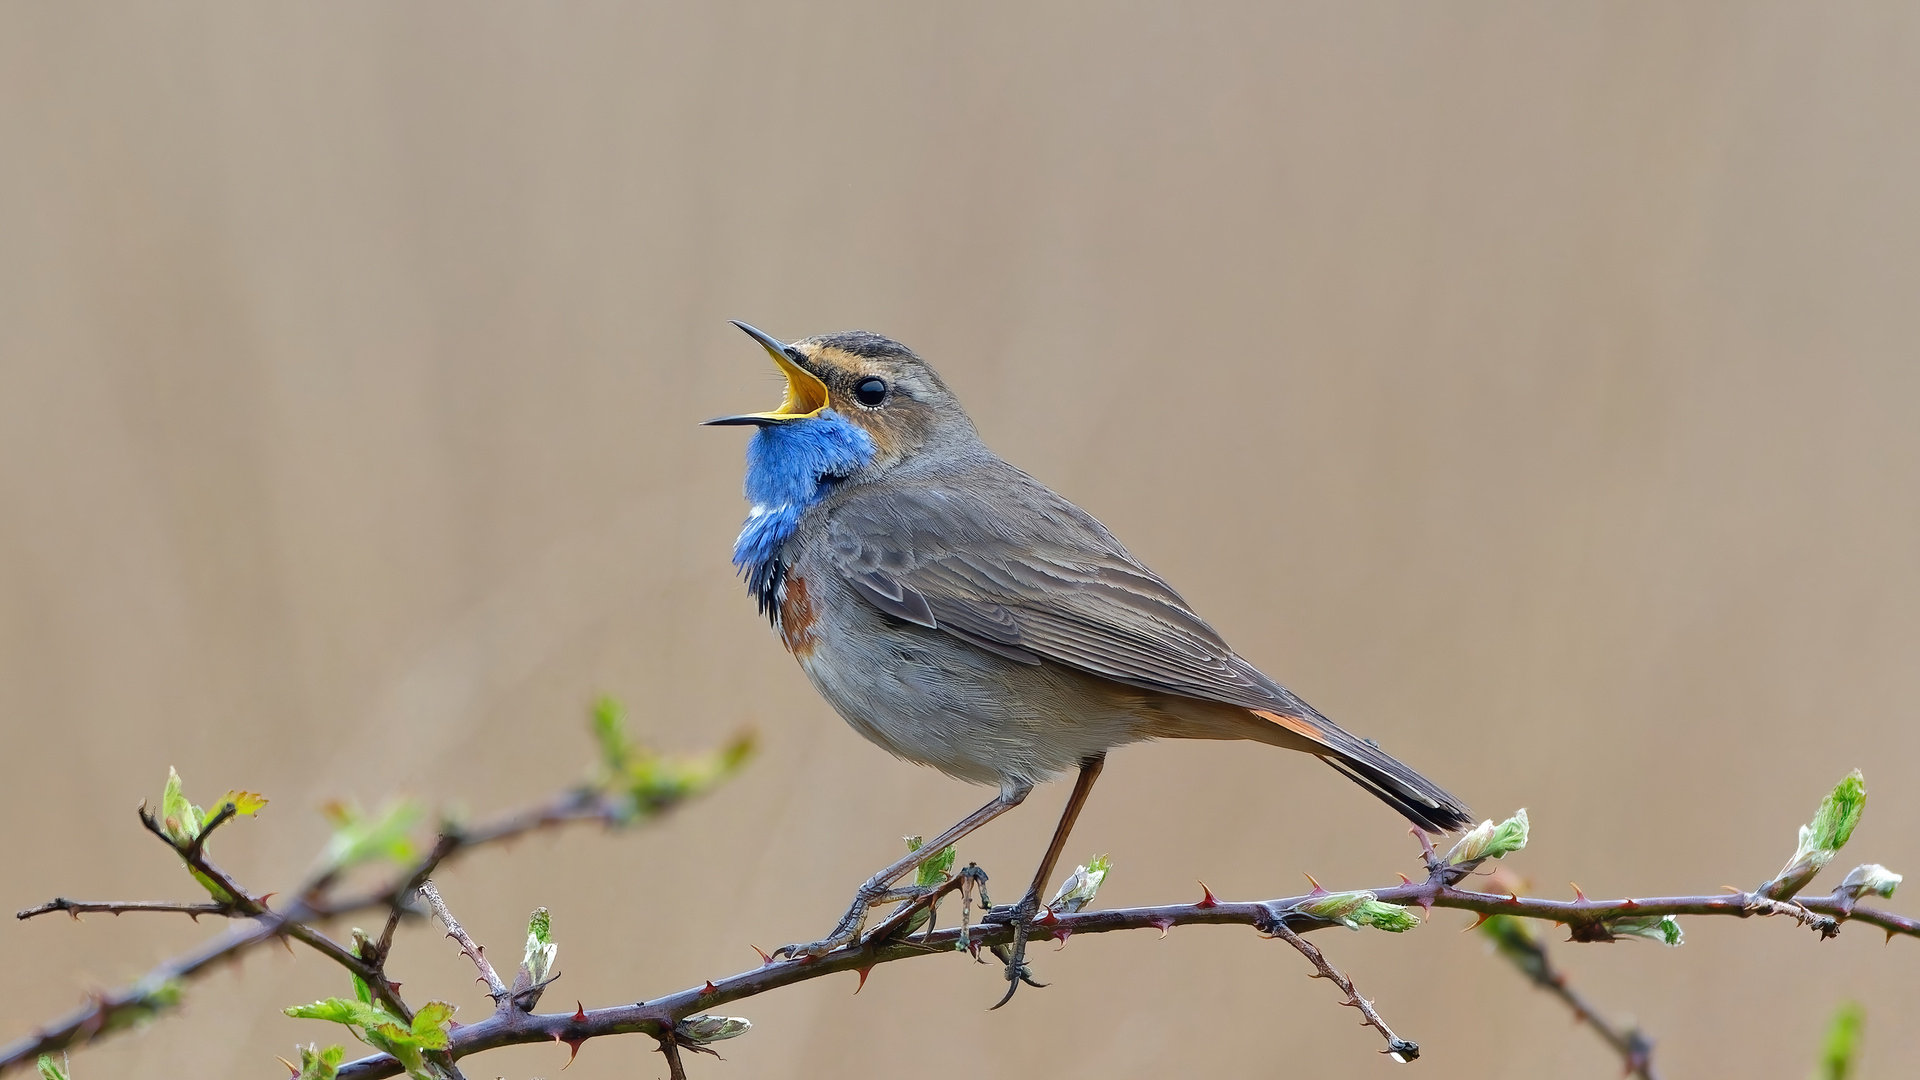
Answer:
[420,881,509,1005]
[133,804,418,1024]
[3,780,712,1070]
[658,1035,689,1080]
[16,899,232,921]
[1483,914,1656,1079]
[1267,920,1418,1062]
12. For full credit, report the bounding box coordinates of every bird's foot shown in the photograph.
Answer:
[773,879,952,960]
[987,891,1049,1008]
[773,879,887,961]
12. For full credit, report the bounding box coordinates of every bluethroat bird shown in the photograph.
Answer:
[707,322,1472,1006]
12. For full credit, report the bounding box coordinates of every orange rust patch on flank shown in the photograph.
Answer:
[1251,708,1333,750]
[779,574,819,658]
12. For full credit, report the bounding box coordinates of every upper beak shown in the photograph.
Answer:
[702,321,832,427]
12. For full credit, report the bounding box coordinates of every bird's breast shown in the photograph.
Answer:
[776,573,819,659]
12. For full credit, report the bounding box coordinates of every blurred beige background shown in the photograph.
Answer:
[3,3,1917,1078]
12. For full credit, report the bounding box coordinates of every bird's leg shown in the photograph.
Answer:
[990,753,1105,1009]
[777,782,1031,960]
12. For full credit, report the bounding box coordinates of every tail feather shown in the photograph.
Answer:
[1251,708,1472,834]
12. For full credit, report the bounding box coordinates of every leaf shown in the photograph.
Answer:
[35,1055,69,1080]
[521,908,557,987]
[1444,809,1530,867]
[906,837,959,888]
[285,998,385,1028]
[587,698,756,823]
[1605,915,1684,946]
[315,798,422,874]
[1048,854,1111,914]
[212,790,269,817]
[1770,771,1869,898]
[676,1015,752,1043]
[409,1001,455,1051]
[160,767,201,844]
[592,696,635,777]
[291,1044,346,1080]
[1816,1000,1865,1080]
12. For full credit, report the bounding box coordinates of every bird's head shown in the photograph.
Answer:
[704,322,976,482]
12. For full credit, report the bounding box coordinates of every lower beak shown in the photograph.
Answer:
[702,321,831,427]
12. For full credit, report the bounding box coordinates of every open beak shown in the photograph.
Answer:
[702,321,831,427]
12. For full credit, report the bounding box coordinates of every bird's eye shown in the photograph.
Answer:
[853,377,888,407]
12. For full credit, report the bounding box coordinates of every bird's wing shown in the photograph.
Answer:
[819,475,1301,714]
[817,469,1475,834]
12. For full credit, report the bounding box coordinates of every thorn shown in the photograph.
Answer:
[1506,893,1521,905]
[1415,891,1435,915]
[1054,929,1073,951]
[572,1000,587,1023]
[1461,911,1494,933]
[750,943,774,966]
[276,1056,298,1077]
[1303,871,1327,895]
[280,937,296,956]
[561,1035,586,1067]
[1720,885,1742,894]
[700,980,718,996]
[854,966,873,994]
[1621,897,1639,908]
[1396,872,1413,886]
[259,892,277,908]
[1570,883,1588,903]
[1151,917,1173,939]
[1196,881,1218,908]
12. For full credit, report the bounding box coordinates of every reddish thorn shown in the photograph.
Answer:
[1886,929,1897,944]
[276,1055,300,1077]
[1570,882,1588,903]
[387,980,402,995]
[1415,891,1435,914]
[1396,872,1413,886]
[1461,912,1494,933]
[750,943,774,966]
[1720,885,1742,894]
[280,937,296,956]
[701,980,718,996]
[1303,871,1327,896]
[561,1036,586,1067]
[259,892,277,908]
[1196,882,1218,908]
[572,1000,587,1023]
[966,937,983,960]
[1506,893,1521,905]
[854,966,873,994]
[1035,905,1058,925]
[1151,917,1173,939]
[1054,929,1073,951]
[1622,897,1639,908]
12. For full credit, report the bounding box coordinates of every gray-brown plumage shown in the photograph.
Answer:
[707,322,1471,996]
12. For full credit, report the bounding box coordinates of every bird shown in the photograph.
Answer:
[705,321,1472,1005]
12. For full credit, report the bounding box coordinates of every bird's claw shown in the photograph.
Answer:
[987,891,1048,1009]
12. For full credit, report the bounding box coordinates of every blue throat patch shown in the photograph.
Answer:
[733,410,875,614]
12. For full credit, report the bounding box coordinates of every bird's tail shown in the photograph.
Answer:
[1250,708,1473,834]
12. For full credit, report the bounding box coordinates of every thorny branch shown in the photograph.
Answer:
[1266,921,1419,1062]
[4,701,752,1073]
[318,871,1912,1079]
[419,883,508,1004]
[7,760,1907,1079]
